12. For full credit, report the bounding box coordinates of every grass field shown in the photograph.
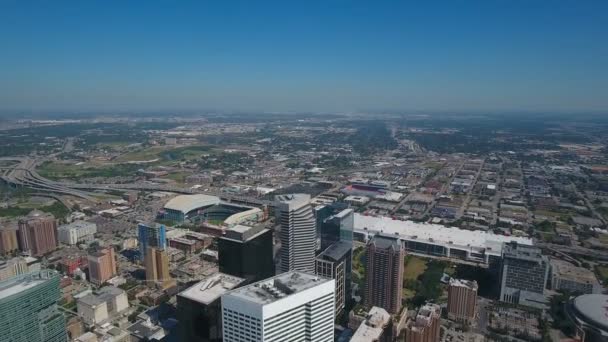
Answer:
[596,265,608,283]
[38,161,142,180]
[115,145,212,163]
[404,255,427,280]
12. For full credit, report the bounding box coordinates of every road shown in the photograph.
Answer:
[0,156,272,206]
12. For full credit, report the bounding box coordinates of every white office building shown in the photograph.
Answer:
[275,194,316,273]
[58,221,97,245]
[221,271,335,342]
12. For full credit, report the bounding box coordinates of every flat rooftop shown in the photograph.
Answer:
[225,271,331,305]
[0,270,57,300]
[354,214,532,255]
[351,306,391,342]
[178,273,245,305]
[449,278,478,290]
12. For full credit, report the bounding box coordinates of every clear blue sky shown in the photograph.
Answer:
[1,0,607,113]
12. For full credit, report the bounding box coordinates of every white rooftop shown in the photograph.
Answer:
[178,273,244,305]
[164,194,221,214]
[351,306,391,342]
[354,214,532,255]
[225,271,331,305]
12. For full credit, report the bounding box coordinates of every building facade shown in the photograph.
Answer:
[275,194,316,273]
[447,278,478,324]
[137,223,166,261]
[319,208,354,251]
[0,270,66,342]
[499,242,549,308]
[144,246,173,289]
[58,221,97,245]
[88,247,117,286]
[218,224,274,283]
[402,303,441,342]
[365,234,405,314]
[0,223,19,255]
[550,259,601,295]
[221,271,335,342]
[0,257,29,281]
[316,240,352,317]
[77,287,129,326]
[17,210,58,256]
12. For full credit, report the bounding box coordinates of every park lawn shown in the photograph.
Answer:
[404,255,427,280]
[403,288,416,301]
[596,265,608,283]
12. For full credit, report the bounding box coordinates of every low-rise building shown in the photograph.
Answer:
[77,287,129,326]
[550,259,601,294]
[58,221,97,245]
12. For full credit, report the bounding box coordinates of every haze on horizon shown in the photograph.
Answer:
[1,1,607,114]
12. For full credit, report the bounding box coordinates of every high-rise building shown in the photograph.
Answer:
[402,303,441,342]
[88,247,117,286]
[0,221,19,255]
[275,194,316,273]
[17,210,58,257]
[137,223,166,261]
[447,278,478,324]
[364,234,405,314]
[316,240,352,317]
[221,271,335,342]
[218,224,274,283]
[177,273,245,342]
[319,208,354,251]
[144,246,174,289]
[499,242,549,308]
[0,270,67,342]
[350,306,392,342]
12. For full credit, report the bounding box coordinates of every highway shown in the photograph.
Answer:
[0,157,271,206]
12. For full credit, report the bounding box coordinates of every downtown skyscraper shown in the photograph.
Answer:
[275,194,316,274]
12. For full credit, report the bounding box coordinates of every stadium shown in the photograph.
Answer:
[159,194,264,227]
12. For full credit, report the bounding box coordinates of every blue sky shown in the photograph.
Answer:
[1,1,607,113]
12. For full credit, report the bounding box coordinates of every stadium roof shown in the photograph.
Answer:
[163,194,221,214]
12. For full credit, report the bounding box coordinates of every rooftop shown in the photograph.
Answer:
[178,272,245,305]
[551,259,599,284]
[354,213,532,255]
[225,271,331,305]
[318,241,352,261]
[449,278,478,290]
[163,194,221,214]
[275,193,311,210]
[350,306,391,342]
[0,270,58,300]
[369,233,402,250]
[573,294,608,331]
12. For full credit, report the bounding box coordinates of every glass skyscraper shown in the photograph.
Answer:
[0,270,66,342]
[137,223,166,260]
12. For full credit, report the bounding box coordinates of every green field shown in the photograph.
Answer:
[596,265,608,283]
[404,255,427,280]
[115,145,212,163]
[38,161,142,180]
[0,200,70,220]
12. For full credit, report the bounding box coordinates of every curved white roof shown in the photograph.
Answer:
[573,294,608,331]
[164,194,220,214]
